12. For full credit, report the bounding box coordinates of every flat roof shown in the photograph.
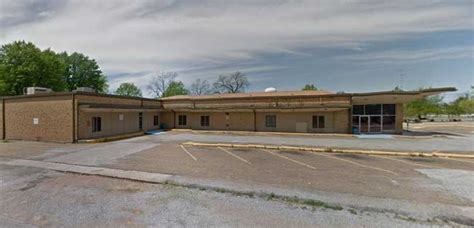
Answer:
[0,87,456,102]
[0,91,160,102]
[161,90,336,101]
[161,87,456,101]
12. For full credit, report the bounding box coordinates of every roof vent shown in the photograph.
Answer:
[74,87,96,93]
[23,87,52,95]
[264,87,277,93]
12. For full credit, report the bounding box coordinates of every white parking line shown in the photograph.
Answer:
[261,149,316,170]
[372,155,439,168]
[218,147,251,165]
[312,153,398,175]
[440,157,474,165]
[180,145,197,161]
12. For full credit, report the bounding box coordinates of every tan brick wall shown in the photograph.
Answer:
[78,110,161,139]
[256,110,349,133]
[395,103,403,133]
[4,96,73,142]
[175,112,255,131]
[0,100,3,140]
[76,94,143,106]
[0,100,4,139]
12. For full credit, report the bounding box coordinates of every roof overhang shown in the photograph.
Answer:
[79,104,162,113]
[351,87,456,105]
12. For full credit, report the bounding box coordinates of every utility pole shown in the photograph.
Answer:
[400,70,405,90]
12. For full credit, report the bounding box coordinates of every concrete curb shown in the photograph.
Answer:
[0,159,172,183]
[171,129,356,138]
[183,142,474,159]
[77,132,144,143]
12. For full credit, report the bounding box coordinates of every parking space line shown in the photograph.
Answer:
[261,149,316,170]
[218,147,251,165]
[372,155,439,168]
[312,153,398,175]
[180,145,197,161]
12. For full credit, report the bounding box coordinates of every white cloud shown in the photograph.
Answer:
[337,46,474,64]
[0,0,472,93]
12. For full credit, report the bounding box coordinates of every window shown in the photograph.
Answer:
[365,104,381,115]
[265,115,276,128]
[201,116,210,127]
[312,115,325,128]
[139,112,143,130]
[318,116,325,128]
[383,104,396,115]
[92,117,101,132]
[352,105,364,115]
[154,115,159,126]
[178,115,187,126]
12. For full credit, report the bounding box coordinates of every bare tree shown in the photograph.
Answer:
[147,71,178,97]
[189,79,212,96]
[213,71,250,94]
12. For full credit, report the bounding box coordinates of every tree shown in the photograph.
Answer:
[147,71,178,97]
[162,81,188,97]
[213,71,249,93]
[0,41,66,95]
[189,78,212,95]
[404,95,443,119]
[59,52,108,93]
[114,83,142,97]
[392,86,403,92]
[458,98,474,114]
[302,84,318,91]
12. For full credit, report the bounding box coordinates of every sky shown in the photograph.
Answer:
[0,0,472,100]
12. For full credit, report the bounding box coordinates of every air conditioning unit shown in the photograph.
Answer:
[24,87,52,95]
[75,87,96,93]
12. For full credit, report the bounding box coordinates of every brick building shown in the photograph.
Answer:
[0,87,455,142]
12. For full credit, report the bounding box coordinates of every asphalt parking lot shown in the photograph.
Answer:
[106,142,474,205]
[0,129,473,226]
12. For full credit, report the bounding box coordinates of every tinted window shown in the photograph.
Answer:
[92,117,101,132]
[318,116,325,128]
[352,105,364,115]
[383,104,396,115]
[365,104,381,115]
[178,115,187,126]
[383,116,396,130]
[201,116,210,127]
[265,115,276,128]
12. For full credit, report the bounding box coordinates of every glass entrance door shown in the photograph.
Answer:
[360,116,369,133]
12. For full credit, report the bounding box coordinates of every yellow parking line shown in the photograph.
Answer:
[312,153,398,175]
[372,155,439,168]
[218,147,251,165]
[262,149,316,170]
[180,145,197,161]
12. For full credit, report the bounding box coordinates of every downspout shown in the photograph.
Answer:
[253,109,257,132]
[348,95,353,134]
[2,99,5,140]
[173,110,176,129]
[72,93,76,143]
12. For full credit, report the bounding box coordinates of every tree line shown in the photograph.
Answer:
[404,88,474,119]
[0,41,108,95]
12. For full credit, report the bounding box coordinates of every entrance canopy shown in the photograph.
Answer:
[350,87,456,105]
